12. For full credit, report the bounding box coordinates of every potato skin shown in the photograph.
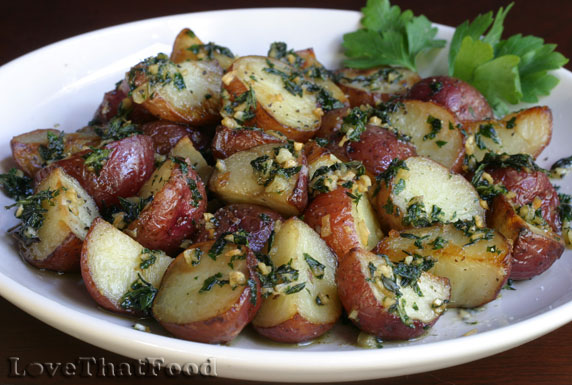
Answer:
[304,188,361,259]
[127,165,207,255]
[141,120,211,155]
[337,248,435,340]
[407,76,493,121]
[35,135,155,208]
[155,241,262,344]
[21,233,83,273]
[253,314,335,344]
[211,126,285,159]
[92,82,155,125]
[195,204,282,253]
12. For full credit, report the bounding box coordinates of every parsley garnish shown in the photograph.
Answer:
[199,272,230,293]
[139,248,158,269]
[83,147,111,175]
[120,274,157,316]
[0,168,33,201]
[9,189,59,245]
[304,253,325,279]
[39,131,65,164]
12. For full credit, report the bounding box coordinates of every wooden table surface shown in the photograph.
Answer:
[1,1,571,384]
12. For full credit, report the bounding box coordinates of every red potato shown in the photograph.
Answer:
[152,240,262,344]
[81,218,173,315]
[170,28,235,70]
[16,168,99,272]
[407,76,493,121]
[222,56,322,142]
[336,66,421,107]
[92,81,155,125]
[126,158,207,256]
[141,120,211,155]
[304,187,382,259]
[126,54,223,126]
[252,218,341,343]
[194,204,282,253]
[337,248,450,340]
[10,129,100,176]
[169,136,213,185]
[35,135,155,208]
[211,125,285,159]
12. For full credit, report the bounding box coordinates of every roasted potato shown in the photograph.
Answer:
[211,125,285,159]
[194,204,282,253]
[209,143,308,216]
[304,187,382,259]
[222,56,322,142]
[407,76,493,121]
[374,224,512,308]
[170,28,235,70]
[11,129,100,176]
[92,79,156,125]
[152,239,261,344]
[252,218,341,343]
[337,248,450,340]
[316,108,417,176]
[372,157,485,232]
[35,135,155,208]
[126,54,222,125]
[141,120,211,155]
[126,158,207,255]
[464,107,553,163]
[169,136,213,185]
[81,218,172,315]
[335,66,420,107]
[16,168,99,272]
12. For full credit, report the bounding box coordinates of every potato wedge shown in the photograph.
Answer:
[374,224,512,308]
[141,120,211,155]
[252,218,341,343]
[11,129,100,176]
[372,157,485,232]
[335,67,420,107]
[126,54,222,125]
[169,136,213,185]
[81,218,172,315]
[126,158,207,255]
[209,143,308,216]
[152,239,261,344]
[170,28,235,70]
[305,187,382,259]
[222,56,321,141]
[464,107,552,163]
[17,168,99,272]
[194,204,282,253]
[35,135,155,208]
[407,76,493,121]
[211,125,285,159]
[91,80,155,125]
[337,248,450,340]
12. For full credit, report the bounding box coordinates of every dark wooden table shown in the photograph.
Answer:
[1,1,571,384]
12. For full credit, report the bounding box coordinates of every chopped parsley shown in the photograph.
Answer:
[340,107,370,142]
[120,274,157,316]
[94,116,141,141]
[9,189,60,245]
[423,115,442,141]
[83,147,111,175]
[0,168,33,201]
[304,253,325,279]
[139,248,159,269]
[189,43,234,59]
[39,131,65,164]
[199,272,230,293]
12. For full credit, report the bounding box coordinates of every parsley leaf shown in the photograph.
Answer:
[342,0,444,71]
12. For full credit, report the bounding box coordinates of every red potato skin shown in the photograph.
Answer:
[487,167,561,232]
[289,162,310,214]
[157,243,262,344]
[141,120,211,155]
[211,125,285,159]
[195,204,282,253]
[407,76,493,121]
[253,313,335,344]
[336,248,437,340]
[92,82,155,125]
[35,135,155,208]
[223,75,320,142]
[127,166,207,256]
[304,188,360,260]
[20,233,83,273]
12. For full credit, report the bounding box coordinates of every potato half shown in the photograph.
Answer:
[252,218,341,343]
[374,224,512,308]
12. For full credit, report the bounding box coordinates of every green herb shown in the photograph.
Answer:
[189,43,234,59]
[346,191,363,205]
[558,193,572,223]
[436,140,448,148]
[474,123,501,150]
[431,236,448,250]
[400,232,429,249]
[224,86,257,124]
[247,278,258,305]
[340,107,370,142]
[342,0,445,71]
[375,158,409,192]
[503,278,516,290]
[39,131,65,164]
[187,177,202,208]
[486,245,501,254]
[199,272,229,293]
[449,2,569,115]
[139,248,158,269]
[94,116,141,141]
[475,152,542,173]
[208,230,250,260]
[454,219,495,246]
[9,189,59,245]
[550,155,572,179]
[393,178,406,195]
[83,147,111,175]
[120,274,157,315]
[403,199,431,227]
[285,282,306,295]
[310,161,365,194]
[430,80,443,93]
[315,137,329,147]
[250,148,301,187]
[274,261,299,284]
[506,116,517,129]
[304,253,325,279]
[117,196,153,224]
[259,213,272,224]
[263,66,303,97]
[392,255,435,295]
[267,42,304,68]
[0,168,33,200]
[423,115,442,141]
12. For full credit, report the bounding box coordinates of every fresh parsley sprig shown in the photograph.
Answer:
[449,2,569,115]
[342,0,445,71]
